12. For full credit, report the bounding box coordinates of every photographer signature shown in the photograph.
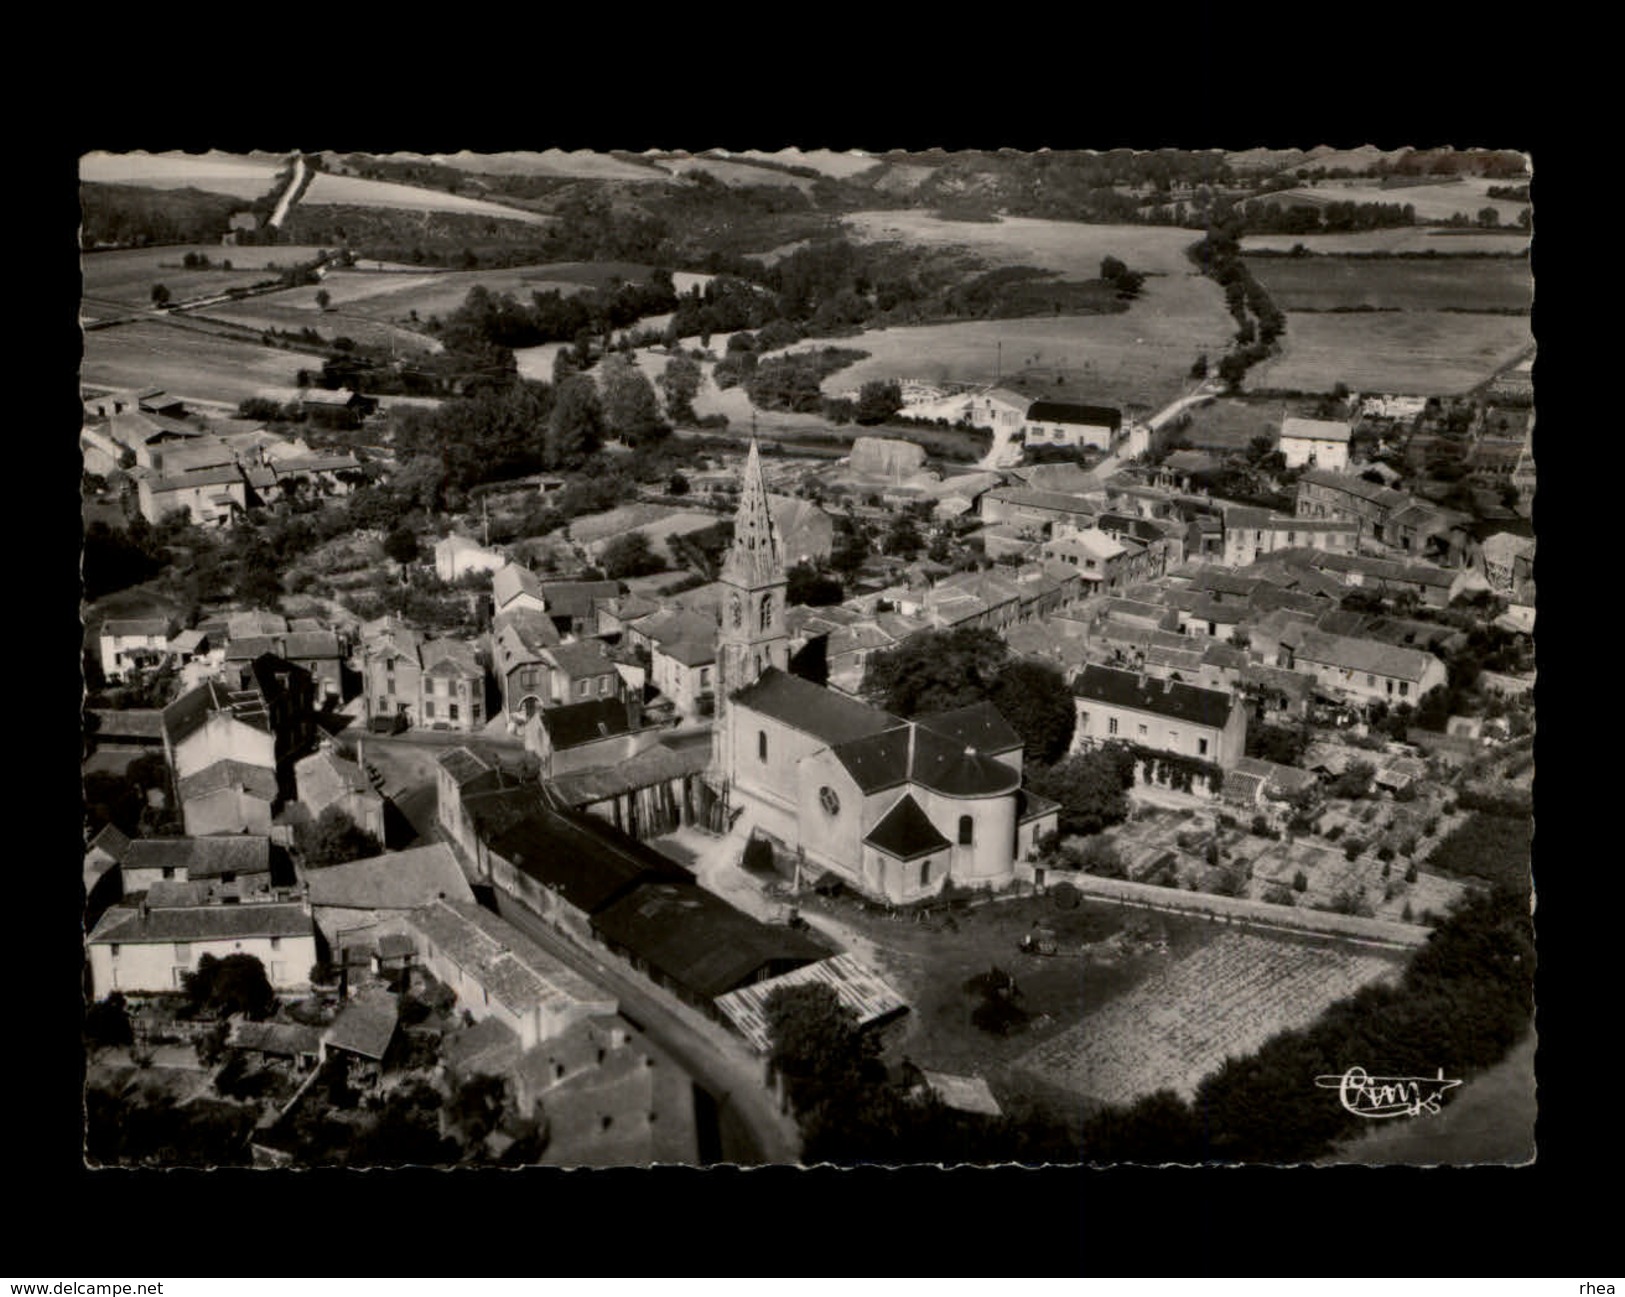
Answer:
[1314,1067,1463,1119]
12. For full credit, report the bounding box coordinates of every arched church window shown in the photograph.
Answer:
[958,815,974,846]
[759,593,773,632]
[758,730,768,763]
[730,595,743,629]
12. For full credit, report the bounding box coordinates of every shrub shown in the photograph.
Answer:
[1250,815,1271,837]
[1326,824,1344,842]
[1291,869,1308,893]
[1343,840,1363,862]
[1404,862,1419,884]
[1263,883,1295,907]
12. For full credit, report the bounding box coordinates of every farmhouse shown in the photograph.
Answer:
[980,487,1100,533]
[120,835,276,901]
[522,695,639,776]
[134,465,249,527]
[293,746,385,842]
[1072,664,1248,771]
[1022,401,1122,451]
[1221,506,1358,567]
[1279,417,1352,471]
[403,898,617,1051]
[86,901,316,997]
[99,618,177,682]
[1294,469,1413,542]
[1266,622,1448,706]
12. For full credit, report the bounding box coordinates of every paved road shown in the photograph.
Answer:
[270,155,306,229]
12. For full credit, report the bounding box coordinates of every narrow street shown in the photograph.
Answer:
[483,894,804,1166]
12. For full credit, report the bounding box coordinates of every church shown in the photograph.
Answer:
[710,441,1060,905]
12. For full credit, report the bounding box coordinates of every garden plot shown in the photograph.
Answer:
[567,503,721,552]
[1014,929,1403,1107]
[81,319,309,406]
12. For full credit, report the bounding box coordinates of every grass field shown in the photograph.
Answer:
[80,319,309,406]
[299,171,553,224]
[1166,397,1282,452]
[80,245,335,318]
[1241,228,1531,255]
[192,299,445,356]
[648,156,818,192]
[738,148,883,179]
[834,214,1232,411]
[1249,311,1534,395]
[566,502,721,552]
[388,149,672,182]
[1014,928,1404,1107]
[1243,257,1533,313]
[80,150,283,199]
[1262,178,1530,225]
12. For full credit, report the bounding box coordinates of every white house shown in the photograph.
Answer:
[99,618,177,682]
[86,902,317,997]
[1279,417,1352,471]
[1022,401,1122,450]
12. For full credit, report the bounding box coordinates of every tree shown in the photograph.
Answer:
[764,983,878,1112]
[298,805,382,867]
[546,375,604,468]
[151,283,170,307]
[882,512,923,559]
[184,953,276,1021]
[786,562,843,607]
[383,526,420,568]
[1027,745,1136,836]
[668,471,690,496]
[854,379,903,426]
[600,354,665,445]
[988,660,1076,765]
[600,531,664,579]
[316,288,332,310]
[862,627,1009,718]
[656,353,702,425]
[85,993,133,1048]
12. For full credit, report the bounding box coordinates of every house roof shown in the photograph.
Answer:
[295,747,375,812]
[163,679,260,745]
[87,822,133,864]
[87,708,166,742]
[177,759,279,803]
[1293,630,1442,683]
[1298,469,1410,509]
[538,580,621,621]
[228,1020,323,1058]
[828,726,914,794]
[306,844,473,911]
[532,1026,697,1167]
[123,836,271,880]
[407,898,610,1018]
[323,989,399,1061]
[539,697,633,751]
[731,668,901,746]
[436,745,499,788]
[226,610,289,639]
[88,902,312,945]
[591,882,827,1001]
[544,639,617,678]
[102,617,174,640]
[547,732,714,806]
[714,953,908,1054]
[864,794,952,860]
[918,1069,1003,1117]
[984,487,1100,517]
[1281,416,1352,444]
[494,608,563,660]
[420,637,481,676]
[1027,401,1121,429]
[493,562,546,608]
[469,793,691,915]
[1075,664,1236,729]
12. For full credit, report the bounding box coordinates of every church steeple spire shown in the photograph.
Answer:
[719,436,783,590]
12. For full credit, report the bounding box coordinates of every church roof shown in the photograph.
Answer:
[864,795,952,861]
[718,440,786,590]
[732,668,900,747]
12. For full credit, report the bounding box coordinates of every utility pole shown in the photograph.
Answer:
[996,340,1002,385]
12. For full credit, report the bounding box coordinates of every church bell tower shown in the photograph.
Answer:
[714,437,789,783]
